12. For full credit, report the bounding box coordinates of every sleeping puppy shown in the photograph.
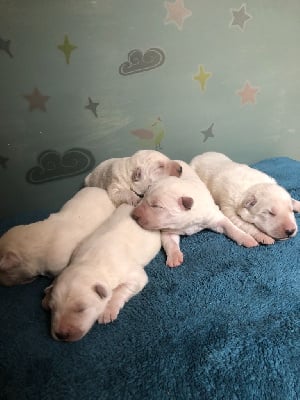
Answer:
[190,152,300,244]
[131,160,258,268]
[84,149,182,207]
[42,204,161,342]
[0,188,115,286]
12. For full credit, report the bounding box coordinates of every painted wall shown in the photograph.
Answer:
[1,0,299,217]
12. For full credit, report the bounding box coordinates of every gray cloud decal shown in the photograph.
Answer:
[119,48,165,75]
[26,148,95,184]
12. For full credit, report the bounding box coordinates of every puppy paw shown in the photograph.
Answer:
[99,306,120,324]
[166,250,184,268]
[254,232,275,245]
[241,234,259,248]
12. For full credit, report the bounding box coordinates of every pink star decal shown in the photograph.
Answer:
[164,0,192,30]
[23,88,50,111]
[236,81,260,105]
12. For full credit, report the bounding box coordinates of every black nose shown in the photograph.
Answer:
[178,166,183,175]
[285,228,295,237]
[55,332,70,341]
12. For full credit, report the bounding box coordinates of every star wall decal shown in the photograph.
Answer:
[201,123,214,142]
[0,155,9,169]
[57,35,77,64]
[237,81,260,105]
[0,37,13,58]
[23,88,50,112]
[193,65,212,91]
[230,4,252,31]
[85,97,99,117]
[164,0,192,30]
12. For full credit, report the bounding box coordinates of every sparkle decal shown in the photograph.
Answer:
[201,123,214,142]
[193,65,212,91]
[230,4,252,31]
[119,48,165,75]
[0,37,13,58]
[0,155,9,169]
[85,97,99,117]
[26,148,95,184]
[57,35,77,64]
[237,81,260,105]
[23,88,50,112]
[164,0,192,31]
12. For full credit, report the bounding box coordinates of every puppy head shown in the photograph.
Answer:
[130,150,182,196]
[131,177,195,234]
[238,183,298,239]
[42,278,112,342]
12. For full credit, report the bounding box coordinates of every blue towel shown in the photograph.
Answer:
[0,157,299,400]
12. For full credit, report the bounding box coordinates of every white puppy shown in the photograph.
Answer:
[0,188,115,286]
[42,204,161,342]
[190,152,300,243]
[131,161,258,268]
[84,149,182,207]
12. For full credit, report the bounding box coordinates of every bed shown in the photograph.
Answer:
[0,157,299,400]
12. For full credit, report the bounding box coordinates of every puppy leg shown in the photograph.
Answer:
[99,271,148,324]
[221,207,275,245]
[210,214,259,247]
[161,232,183,268]
[292,198,300,213]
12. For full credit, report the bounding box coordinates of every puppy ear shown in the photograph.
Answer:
[178,196,193,210]
[131,167,142,182]
[243,194,257,209]
[0,251,20,270]
[94,283,111,299]
[42,284,53,310]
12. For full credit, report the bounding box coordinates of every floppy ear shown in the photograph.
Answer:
[243,194,257,209]
[0,251,20,270]
[94,283,111,299]
[178,196,193,210]
[42,284,53,310]
[131,167,142,182]
[292,198,300,213]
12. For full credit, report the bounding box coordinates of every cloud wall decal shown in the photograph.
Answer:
[26,148,95,184]
[119,48,165,75]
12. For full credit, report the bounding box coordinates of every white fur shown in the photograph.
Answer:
[190,152,300,243]
[42,204,161,342]
[131,160,258,268]
[84,149,182,207]
[0,188,115,286]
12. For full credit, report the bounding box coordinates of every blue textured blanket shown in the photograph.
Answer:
[0,157,299,400]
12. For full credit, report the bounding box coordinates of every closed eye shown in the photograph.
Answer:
[151,204,163,209]
[268,211,276,216]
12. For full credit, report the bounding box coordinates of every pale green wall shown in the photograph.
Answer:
[0,0,299,217]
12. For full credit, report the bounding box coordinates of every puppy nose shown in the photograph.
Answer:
[285,228,295,237]
[55,331,70,341]
[131,212,139,222]
[177,165,182,175]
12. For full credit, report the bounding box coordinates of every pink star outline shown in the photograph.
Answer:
[236,81,260,105]
[23,88,50,112]
[164,0,192,30]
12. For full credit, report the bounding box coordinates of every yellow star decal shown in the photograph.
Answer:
[193,65,212,91]
[57,35,77,64]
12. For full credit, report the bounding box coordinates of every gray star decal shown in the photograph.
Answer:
[85,97,99,117]
[230,4,252,31]
[0,37,13,58]
[201,123,214,142]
